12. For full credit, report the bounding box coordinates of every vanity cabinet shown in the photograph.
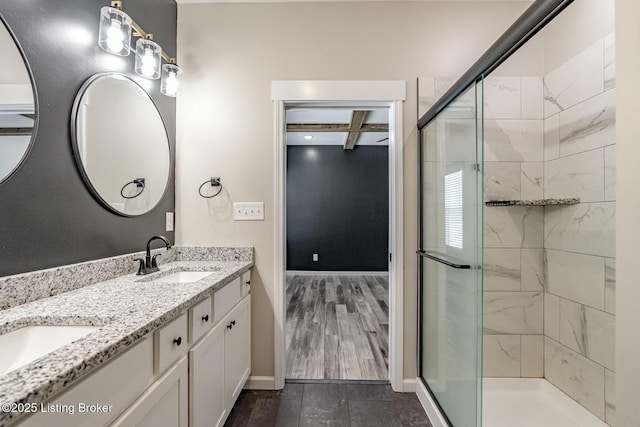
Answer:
[18,337,154,427]
[189,320,226,427]
[111,356,188,427]
[241,270,251,298]
[224,296,251,408]
[154,313,189,375]
[14,272,251,427]
[190,295,251,427]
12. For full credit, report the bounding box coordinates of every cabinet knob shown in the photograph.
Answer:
[173,337,182,346]
[245,280,251,286]
[202,314,209,322]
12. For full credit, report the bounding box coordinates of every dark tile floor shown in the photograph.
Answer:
[224,382,433,427]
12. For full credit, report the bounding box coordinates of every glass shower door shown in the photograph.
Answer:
[419,81,483,427]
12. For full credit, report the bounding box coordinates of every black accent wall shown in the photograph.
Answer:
[0,0,176,276]
[286,145,389,271]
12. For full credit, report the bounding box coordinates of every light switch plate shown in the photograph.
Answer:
[233,202,265,221]
[166,212,174,231]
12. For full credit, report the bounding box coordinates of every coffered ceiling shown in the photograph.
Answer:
[285,108,389,148]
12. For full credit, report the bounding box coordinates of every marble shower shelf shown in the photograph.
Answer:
[485,198,580,207]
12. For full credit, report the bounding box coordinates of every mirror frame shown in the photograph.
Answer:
[70,72,172,217]
[0,13,39,187]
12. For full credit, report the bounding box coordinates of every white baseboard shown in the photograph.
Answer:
[285,270,389,276]
[244,376,277,390]
[416,377,448,427]
[402,378,416,392]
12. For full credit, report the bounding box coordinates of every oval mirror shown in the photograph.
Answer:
[0,18,36,185]
[71,73,170,216]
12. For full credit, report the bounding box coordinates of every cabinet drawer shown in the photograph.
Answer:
[19,337,153,427]
[213,278,241,324]
[240,270,251,298]
[155,313,188,375]
[190,297,213,344]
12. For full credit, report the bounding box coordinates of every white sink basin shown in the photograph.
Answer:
[0,325,100,376]
[155,271,214,283]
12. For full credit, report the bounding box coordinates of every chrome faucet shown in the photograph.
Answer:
[135,235,172,275]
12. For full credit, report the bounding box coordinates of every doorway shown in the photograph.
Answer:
[272,80,406,391]
[285,106,390,380]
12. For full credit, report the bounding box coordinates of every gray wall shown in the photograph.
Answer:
[286,145,389,271]
[0,0,176,276]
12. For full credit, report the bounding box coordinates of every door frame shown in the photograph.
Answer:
[271,80,406,391]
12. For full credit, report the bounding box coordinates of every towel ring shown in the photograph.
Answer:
[120,178,145,199]
[199,177,223,199]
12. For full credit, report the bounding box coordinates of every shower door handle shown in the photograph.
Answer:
[416,250,471,269]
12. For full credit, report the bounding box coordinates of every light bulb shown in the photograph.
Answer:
[164,71,178,96]
[105,20,124,53]
[140,49,156,77]
[161,63,182,96]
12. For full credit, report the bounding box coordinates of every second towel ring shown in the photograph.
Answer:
[199,177,223,198]
[120,178,145,199]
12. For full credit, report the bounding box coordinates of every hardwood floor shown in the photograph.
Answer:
[285,274,389,380]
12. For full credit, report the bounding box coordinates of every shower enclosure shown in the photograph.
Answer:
[417,0,616,426]
[418,82,484,427]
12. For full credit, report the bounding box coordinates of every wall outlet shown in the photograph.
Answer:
[166,212,174,231]
[233,202,265,221]
[313,253,319,261]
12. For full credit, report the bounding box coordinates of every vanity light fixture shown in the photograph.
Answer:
[98,4,132,56]
[135,38,161,79]
[97,0,182,96]
[161,62,182,97]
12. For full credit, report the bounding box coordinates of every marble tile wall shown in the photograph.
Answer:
[483,76,544,203]
[482,36,617,427]
[482,74,545,379]
[542,33,616,426]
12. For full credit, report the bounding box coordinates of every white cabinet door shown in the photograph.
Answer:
[19,337,153,427]
[224,295,251,408]
[112,356,188,427]
[189,321,226,427]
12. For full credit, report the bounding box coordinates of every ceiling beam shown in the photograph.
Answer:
[286,123,388,133]
[344,110,367,150]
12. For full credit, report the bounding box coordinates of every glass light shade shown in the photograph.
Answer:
[160,63,182,97]
[135,39,161,80]
[98,7,132,56]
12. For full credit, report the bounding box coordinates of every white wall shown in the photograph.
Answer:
[176,1,530,380]
[615,0,640,425]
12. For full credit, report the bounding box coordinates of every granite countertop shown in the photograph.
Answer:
[485,198,580,206]
[0,259,253,427]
